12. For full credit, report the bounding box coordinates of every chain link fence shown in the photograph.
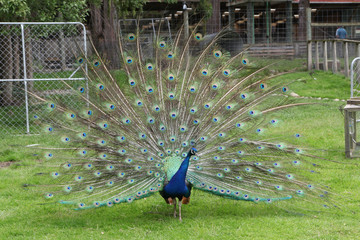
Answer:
[0,22,87,135]
[351,57,360,98]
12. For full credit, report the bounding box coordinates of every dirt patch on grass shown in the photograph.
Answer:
[0,161,13,168]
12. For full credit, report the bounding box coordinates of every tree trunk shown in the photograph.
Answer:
[1,26,14,106]
[89,0,121,69]
[25,26,33,93]
[298,0,310,41]
[13,32,21,105]
[205,0,221,34]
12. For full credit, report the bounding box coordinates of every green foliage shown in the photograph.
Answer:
[0,0,30,21]
[0,0,88,22]
[197,0,213,19]
[115,0,177,17]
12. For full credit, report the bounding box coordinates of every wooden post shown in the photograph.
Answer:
[324,41,328,71]
[183,5,189,63]
[333,41,337,73]
[344,108,350,158]
[307,41,312,71]
[306,7,312,41]
[247,2,255,44]
[265,1,271,44]
[344,41,349,77]
[315,41,319,70]
[344,108,353,158]
[286,0,293,43]
[228,5,235,31]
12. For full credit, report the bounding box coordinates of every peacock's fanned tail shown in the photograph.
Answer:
[30,20,334,211]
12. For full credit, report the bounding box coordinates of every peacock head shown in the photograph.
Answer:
[190,148,197,156]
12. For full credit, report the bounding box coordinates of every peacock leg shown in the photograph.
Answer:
[178,200,182,221]
[173,198,177,218]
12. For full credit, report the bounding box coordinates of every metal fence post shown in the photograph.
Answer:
[20,24,30,134]
[0,22,88,135]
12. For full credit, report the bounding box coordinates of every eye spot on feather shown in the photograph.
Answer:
[213,50,222,58]
[76,57,84,64]
[126,57,133,64]
[117,136,126,142]
[129,78,136,86]
[245,167,252,172]
[78,203,85,208]
[62,137,70,143]
[79,133,87,139]
[296,190,304,195]
[194,33,203,41]
[136,100,143,107]
[223,69,230,76]
[200,136,207,141]
[212,84,218,90]
[270,119,278,125]
[146,63,154,71]
[93,60,100,68]
[64,186,72,192]
[159,41,166,48]
[123,118,131,124]
[170,112,177,119]
[201,69,208,76]
[169,93,175,99]
[168,74,175,81]
[147,86,154,93]
[127,33,136,41]
[45,193,53,199]
[97,84,104,90]
[167,52,174,59]
[286,174,294,179]
[212,117,219,123]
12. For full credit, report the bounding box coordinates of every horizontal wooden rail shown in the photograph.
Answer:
[307,39,360,77]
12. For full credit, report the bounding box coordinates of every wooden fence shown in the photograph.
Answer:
[307,39,360,77]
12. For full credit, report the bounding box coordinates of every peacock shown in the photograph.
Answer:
[29,19,335,221]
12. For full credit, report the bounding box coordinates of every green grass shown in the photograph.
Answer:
[1,60,359,239]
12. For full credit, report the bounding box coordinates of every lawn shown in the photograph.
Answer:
[0,60,359,240]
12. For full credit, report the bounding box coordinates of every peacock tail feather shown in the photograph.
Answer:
[29,19,335,211]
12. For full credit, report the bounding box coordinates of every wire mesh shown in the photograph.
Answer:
[0,23,87,135]
[351,57,360,98]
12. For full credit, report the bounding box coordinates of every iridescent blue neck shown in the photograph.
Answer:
[170,151,191,183]
[163,151,192,196]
